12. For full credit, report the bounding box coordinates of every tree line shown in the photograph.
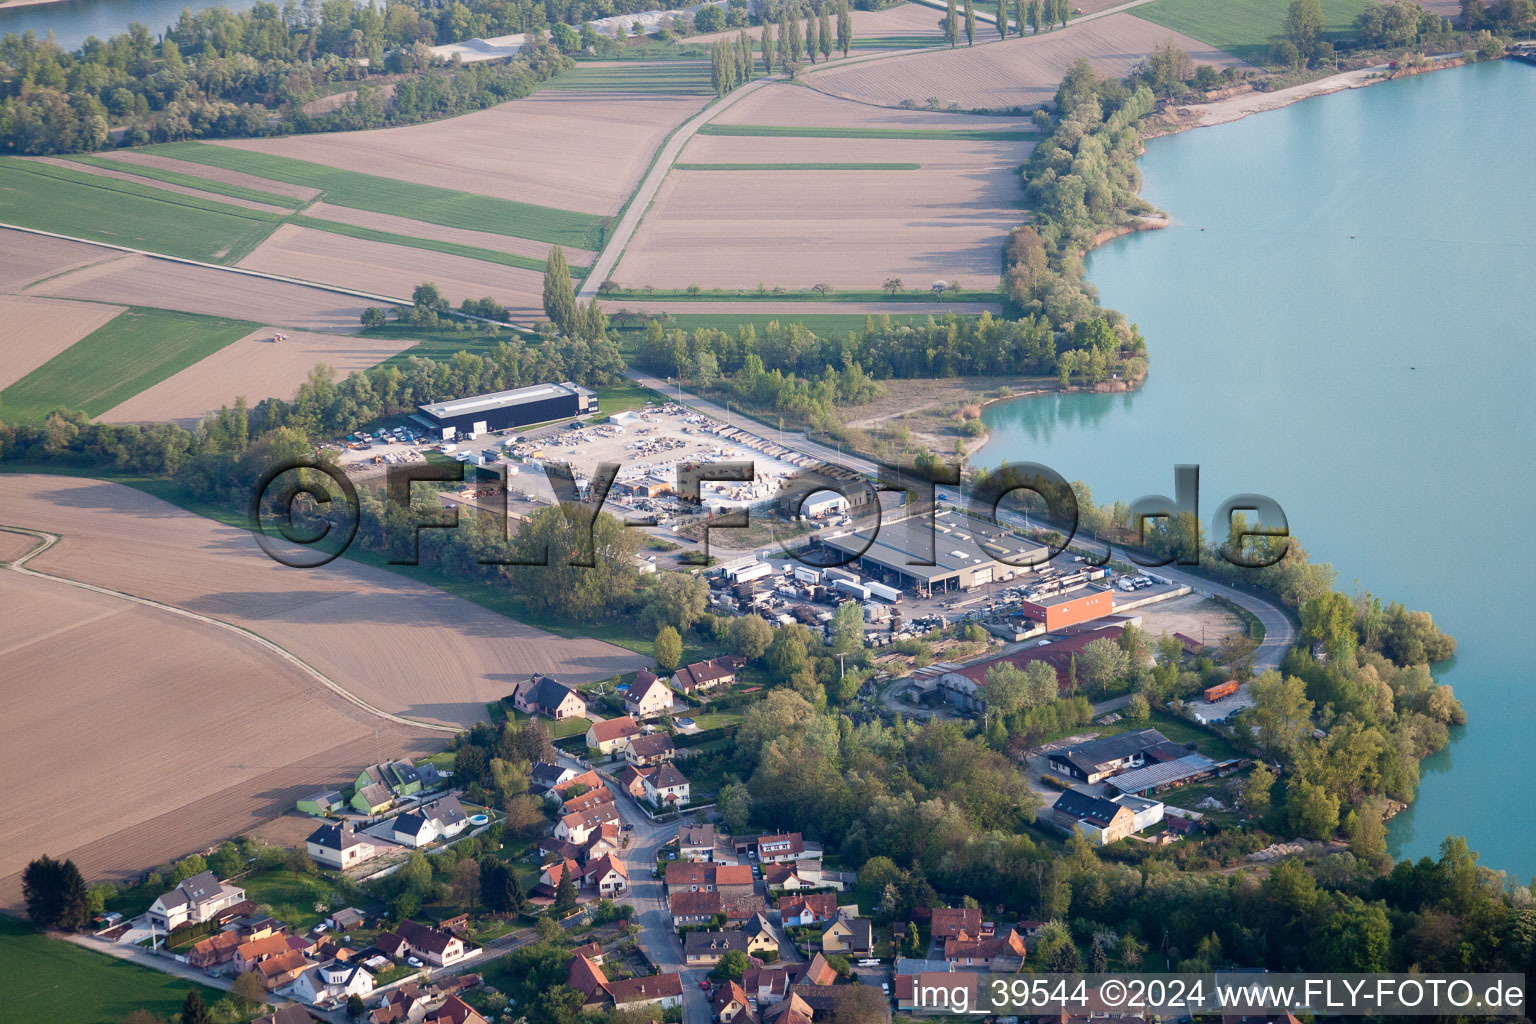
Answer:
[0,5,572,154]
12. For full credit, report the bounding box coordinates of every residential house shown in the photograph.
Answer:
[188,929,243,969]
[372,931,409,961]
[743,912,783,958]
[555,803,619,845]
[1046,729,1173,784]
[531,761,578,791]
[391,795,469,848]
[743,963,810,1006]
[582,822,622,863]
[669,889,722,929]
[678,823,717,861]
[763,863,809,891]
[587,715,642,755]
[257,948,311,990]
[147,871,247,932]
[565,952,683,1012]
[562,787,615,817]
[306,822,379,870]
[551,769,603,797]
[625,673,676,719]
[778,893,837,927]
[583,853,629,896]
[296,790,345,816]
[423,995,489,1024]
[608,973,685,1011]
[714,981,758,1024]
[673,655,745,695]
[350,779,395,815]
[894,970,975,1013]
[234,933,292,973]
[618,765,649,800]
[1052,789,1138,846]
[821,917,874,956]
[252,1007,317,1024]
[539,859,581,894]
[290,960,374,1005]
[801,952,838,986]
[929,908,990,942]
[666,860,716,892]
[761,993,816,1024]
[624,732,676,767]
[684,929,748,965]
[714,863,754,897]
[369,983,430,1024]
[511,674,588,719]
[1113,793,1166,833]
[569,940,605,964]
[721,891,768,923]
[943,928,1027,970]
[396,919,469,967]
[642,763,690,807]
[757,833,805,863]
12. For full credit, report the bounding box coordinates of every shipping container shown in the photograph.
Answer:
[866,582,904,604]
[833,578,870,601]
[793,565,822,585]
[1204,680,1240,702]
[822,566,859,586]
[728,561,773,584]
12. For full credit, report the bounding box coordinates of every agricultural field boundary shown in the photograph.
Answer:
[148,142,609,251]
[0,525,460,734]
[697,123,1037,139]
[674,161,922,169]
[290,215,579,276]
[67,154,306,209]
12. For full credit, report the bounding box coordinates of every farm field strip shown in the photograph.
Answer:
[801,12,1246,110]
[0,158,283,264]
[100,326,416,426]
[299,200,596,265]
[0,308,256,423]
[96,149,322,201]
[237,224,549,322]
[0,229,118,292]
[709,80,1040,129]
[1135,0,1371,61]
[698,122,1038,139]
[50,156,296,214]
[0,295,126,391]
[680,131,1032,168]
[69,153,306,208]
[544,60,714,95]
[150,141,609,250]
[291,215,575,276]
[26,250,377,332]
[674,161,922,170]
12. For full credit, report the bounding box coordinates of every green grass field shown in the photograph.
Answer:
[675,161,921,170]
[147,142,609,251]
[0,308,257,423]
[66,155,306,209]
[698,123,1038,140]
[0,918,228,1024]
[1135,0,1372,62]
[0,158,283,263]
[541,60,714,95]
[291,215,580,276]
[594,379,667,416]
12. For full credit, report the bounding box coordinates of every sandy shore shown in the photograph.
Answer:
[1170,67,1383,129]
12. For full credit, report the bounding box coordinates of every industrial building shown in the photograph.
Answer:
[414,381,597,439]
[1016,586,1114,630]
[935,622,1128,711]
[814,509,1049,596]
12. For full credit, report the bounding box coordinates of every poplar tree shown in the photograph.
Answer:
[996,0,1008,37]
[837,0,852,56]
[818,5,832,60]
[945,0,958,45]
[964,0,975,45]
[1058,0,1067,28]
[806,9,817,64]
[739,29,752,79]
[543,245,577,335]
[1014,0,1025,35]
[763,20,776,73]
[788,8,803,64]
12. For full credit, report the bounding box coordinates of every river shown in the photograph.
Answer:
[1,0,260,50]
[977,59,1536,877]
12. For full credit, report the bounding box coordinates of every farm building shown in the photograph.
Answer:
[414,381,596,439]
[1046,728,1178,784]
[1051,788,1136,846]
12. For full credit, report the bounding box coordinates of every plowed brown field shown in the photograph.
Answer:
[0,295,125,390]
[237,225,546,320]
[214,91,709,216]
[710,83,1037,129]
[99,327,415,426]
[803,13,1244,110]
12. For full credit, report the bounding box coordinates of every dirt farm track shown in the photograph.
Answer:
[0,474,648,905]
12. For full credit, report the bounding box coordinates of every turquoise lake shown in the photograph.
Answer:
[2,0,261,51]
[978,59,1536,878]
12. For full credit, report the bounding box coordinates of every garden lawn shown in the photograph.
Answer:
[0,917,227,1024]
[0,158,282,263]
[240,867,342,930]
[1134,0,1372,62]
[0,308,257,424]
[148,142,608,250]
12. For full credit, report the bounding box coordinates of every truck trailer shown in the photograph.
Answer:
[866,582,904,604]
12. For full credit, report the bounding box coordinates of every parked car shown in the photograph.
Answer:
[407,956,424,967]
